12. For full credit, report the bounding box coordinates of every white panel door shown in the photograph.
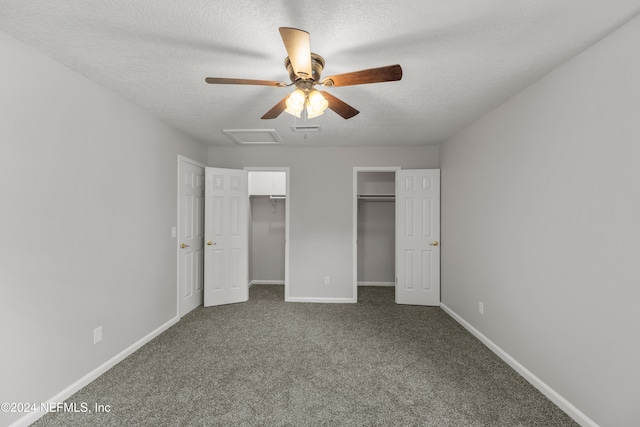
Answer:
[178,159,205,317]
[204,167,249,306]
[396,169,440,306]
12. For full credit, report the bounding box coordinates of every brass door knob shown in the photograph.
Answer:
[180,243,190,249]
[206,240,215,246]
[430,241,439,246]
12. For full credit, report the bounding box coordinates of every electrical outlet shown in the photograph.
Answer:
[94,326,102,344]
[324,276,330,285]
[478,302,484,315]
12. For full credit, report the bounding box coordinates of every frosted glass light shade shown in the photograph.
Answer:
[285,89,306,117]
[306,90,328,118]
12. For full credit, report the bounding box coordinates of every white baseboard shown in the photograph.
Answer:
[357,281,395,287]
[249,280,285,288]
[286,296,356,304]
[439,303,598,427]
[10,316,179,427]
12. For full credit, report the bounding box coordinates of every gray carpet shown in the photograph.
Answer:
[32,286,577,426]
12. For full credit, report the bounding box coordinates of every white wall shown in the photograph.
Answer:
[439,14,640,427]
[209,146,438,300]
[0,31,208,426]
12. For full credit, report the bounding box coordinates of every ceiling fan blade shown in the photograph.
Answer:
[205,77,286,87]
[319,91,360,119]
[321,64,402,87]
[279,27,312,79]
[261,95,290,119]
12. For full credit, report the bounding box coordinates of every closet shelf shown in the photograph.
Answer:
[249,195,286,199]
[358,194,395,201]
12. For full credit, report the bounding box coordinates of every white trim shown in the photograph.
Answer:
[286,296,357,304]
[178,155,207,169]
[249,280,285,288]
[9,316,179,427]
[357,282,395,287]
[177,155,207,318]
[244,167,290,302]
[352,167,401,303]
[440,303,598,427]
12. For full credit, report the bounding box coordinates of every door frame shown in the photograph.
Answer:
[177,155,207,317]
[352,166,400,303]
[245,167,291,301]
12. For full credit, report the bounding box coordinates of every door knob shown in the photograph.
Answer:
[206,240,216,246]
[430,241,439,246]
[180,243,190,249]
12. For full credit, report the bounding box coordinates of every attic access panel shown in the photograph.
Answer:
[223,129,282,145]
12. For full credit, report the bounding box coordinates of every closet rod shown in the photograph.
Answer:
[358,195,395,201]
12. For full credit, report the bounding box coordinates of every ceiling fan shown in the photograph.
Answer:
[205,27,403,120]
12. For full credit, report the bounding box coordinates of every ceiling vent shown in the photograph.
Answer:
[290,125,320,132]
[223,129,282,145]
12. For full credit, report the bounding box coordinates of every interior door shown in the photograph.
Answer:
[396,169,440,306]
[178,158,205,317]
[204,167,249,306]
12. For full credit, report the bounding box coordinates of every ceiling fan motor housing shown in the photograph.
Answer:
[285,53,325,85]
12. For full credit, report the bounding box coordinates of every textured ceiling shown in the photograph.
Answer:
[1,1,639,147]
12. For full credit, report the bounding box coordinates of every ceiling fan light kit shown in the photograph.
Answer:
[206,27,403,120]
[284,89,306,117]
[305,90,329,118]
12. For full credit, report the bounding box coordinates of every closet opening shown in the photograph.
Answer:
[247,168,289,301]
[353,167,399,302]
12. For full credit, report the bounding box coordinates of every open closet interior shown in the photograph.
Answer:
[357,171,396,287]
[248,171,286,287]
